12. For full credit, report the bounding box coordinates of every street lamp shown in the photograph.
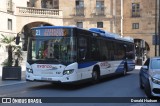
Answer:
[158,0,160,56]
[14,53,18,67]
[155,0,158,56]
[16,33,20,45]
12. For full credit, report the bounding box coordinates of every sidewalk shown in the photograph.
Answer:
[135,65,142,70]
[0,65,26,87]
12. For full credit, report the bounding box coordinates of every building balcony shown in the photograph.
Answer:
[131,12,141,18]
[95,7,106,16]
[16,7,62,18]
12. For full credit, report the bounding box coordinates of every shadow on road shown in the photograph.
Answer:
[27,73,133,91]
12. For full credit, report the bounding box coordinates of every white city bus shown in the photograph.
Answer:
[26,26,135,83]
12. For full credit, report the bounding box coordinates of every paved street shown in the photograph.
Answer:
[0,69,159,106]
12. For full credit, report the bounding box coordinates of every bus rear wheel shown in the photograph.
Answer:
[123,64,128,76]
[123,67,127,75]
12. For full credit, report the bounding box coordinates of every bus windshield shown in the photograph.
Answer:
[28,36,77,64]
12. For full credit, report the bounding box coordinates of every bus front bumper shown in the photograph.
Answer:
[26,73,78,83]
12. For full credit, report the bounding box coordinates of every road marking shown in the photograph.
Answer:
[0,90,28,97]
[0,94,7,97]
[0,81,26,87]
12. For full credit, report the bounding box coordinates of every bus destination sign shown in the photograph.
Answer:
[35,28,68,36]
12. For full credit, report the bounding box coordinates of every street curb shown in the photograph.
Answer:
[0,81,26,87]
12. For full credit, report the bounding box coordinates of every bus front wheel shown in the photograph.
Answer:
[92,70,99,84]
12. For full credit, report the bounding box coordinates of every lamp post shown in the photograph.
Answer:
[158,0,160,56]
[121,0,124,36]
[14,53,18,67]
[155,0,157,56]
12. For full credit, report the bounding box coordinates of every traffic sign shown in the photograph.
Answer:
[152,35,160,45]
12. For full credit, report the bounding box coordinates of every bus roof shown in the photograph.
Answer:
[32,26,134,43]
[32,26,77,30]
[89,28,134,43]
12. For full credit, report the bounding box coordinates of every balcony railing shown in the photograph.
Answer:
[132,11,141,17]
[16,7,62,17]
[95,7,105,16]
[75,7,85,16]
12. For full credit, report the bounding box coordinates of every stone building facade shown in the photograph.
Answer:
[121,0,156,58]
[31,0,157,59]
[59,0,116,33]
[0,0,157,64]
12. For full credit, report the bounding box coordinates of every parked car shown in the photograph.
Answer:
[139,57,160,98]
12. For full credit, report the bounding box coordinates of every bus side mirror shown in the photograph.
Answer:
[16,34,20,45]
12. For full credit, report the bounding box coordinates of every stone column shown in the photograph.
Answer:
[35,0,42,8]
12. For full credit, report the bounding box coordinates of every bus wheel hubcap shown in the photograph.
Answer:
[93,71,97,80]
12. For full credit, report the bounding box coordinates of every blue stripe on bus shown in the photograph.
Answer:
[115,61,125,72]
[115,61,135,72]
[78,62,98,69]
[127,60,135,71]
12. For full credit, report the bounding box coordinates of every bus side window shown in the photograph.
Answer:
[100,40,108,61]
[107,41,114,60]
[78,36,88,61]
[114,42,125,60]
[91,38,100,61]
[126,44,135,60]
[79,48,86,59]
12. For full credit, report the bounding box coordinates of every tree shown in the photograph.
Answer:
[0,34,22,80]
[0,34,22,66]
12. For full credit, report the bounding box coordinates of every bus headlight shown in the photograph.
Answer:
[26,68,33,73]
[151,77,160,85]
[63,69,74,75]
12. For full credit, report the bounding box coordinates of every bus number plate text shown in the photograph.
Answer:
[41,77,52,81]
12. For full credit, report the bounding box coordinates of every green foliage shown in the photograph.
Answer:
[1,59,13,67]
[0,34,15,44]
[0,34,22,67]
[13,45,23,61]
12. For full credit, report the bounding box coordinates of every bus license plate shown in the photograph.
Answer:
[41,71,53,74]
[41,77,52,81]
